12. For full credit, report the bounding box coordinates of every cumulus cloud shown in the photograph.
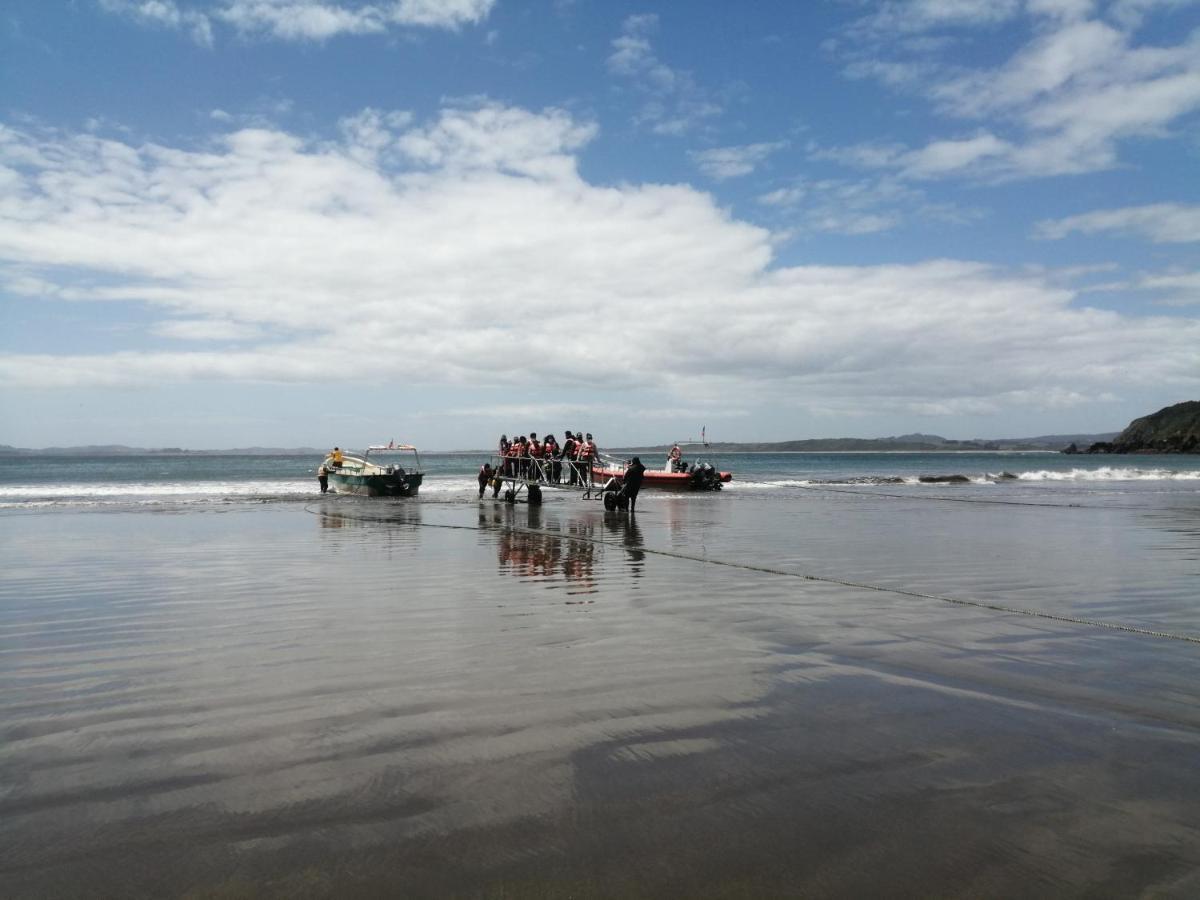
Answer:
[829,1,1200,180]
[1036,203,1200,241]
[98,0,495,44]
[1,106,1198,417]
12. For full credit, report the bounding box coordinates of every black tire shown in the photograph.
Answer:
[528,485,542,506]
[504,489,516,504]
[617,493,629,510]
[603,491,618,511]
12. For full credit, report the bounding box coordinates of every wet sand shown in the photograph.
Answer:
[2,490,1200,897]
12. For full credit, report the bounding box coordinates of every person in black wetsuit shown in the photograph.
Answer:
[622,456,647,512]
[478,463,494,499]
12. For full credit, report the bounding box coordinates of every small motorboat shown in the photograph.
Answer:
[591,455,732,492]
[323,444,424,497]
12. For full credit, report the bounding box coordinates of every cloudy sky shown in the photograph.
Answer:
[2,0,1198,449]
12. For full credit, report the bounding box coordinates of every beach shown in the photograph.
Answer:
[2,454,1200,897]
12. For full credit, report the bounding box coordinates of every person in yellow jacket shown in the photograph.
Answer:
[330,447,344,468]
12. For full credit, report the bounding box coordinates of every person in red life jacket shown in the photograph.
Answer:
[543,434,560,482]
[478,462,494,499]
[517,436,530,479]
[560,431,578,484]
[529,432,544,482]
[621,456,647,512]
[506,438,520,477]
[577,433,596,486]
[667,443,682,473]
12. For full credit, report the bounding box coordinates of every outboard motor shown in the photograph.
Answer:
[689,461,723,491]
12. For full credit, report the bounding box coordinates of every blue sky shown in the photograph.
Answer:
[1,0,1198,449]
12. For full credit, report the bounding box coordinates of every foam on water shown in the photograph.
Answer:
[1014,467,1200,482]
[0,475,480,508]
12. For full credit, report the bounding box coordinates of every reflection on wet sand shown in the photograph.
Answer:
[482,504,646,594]
[3,492,1200,897]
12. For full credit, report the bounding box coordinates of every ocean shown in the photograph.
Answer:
[3,450,1199,896]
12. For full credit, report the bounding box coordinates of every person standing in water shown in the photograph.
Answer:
[317,464,329,494]
[478,463,494,499]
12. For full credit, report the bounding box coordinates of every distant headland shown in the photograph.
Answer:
[1064,401,1200,455]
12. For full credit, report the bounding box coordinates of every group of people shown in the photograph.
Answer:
[494,431,600,486]
[478,431,648,512]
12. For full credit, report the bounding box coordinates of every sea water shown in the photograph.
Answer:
[2,451,1199,896]
[2,449,1198,507]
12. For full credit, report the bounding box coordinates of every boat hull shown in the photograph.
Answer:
[328,471,423,497]
[591,466,732,491]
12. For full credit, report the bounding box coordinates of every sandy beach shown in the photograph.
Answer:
[3,474,1200,897]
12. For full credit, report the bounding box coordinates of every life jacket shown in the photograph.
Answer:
[530,440,543,457]
[577,441,594,460]
[669,446,681,460]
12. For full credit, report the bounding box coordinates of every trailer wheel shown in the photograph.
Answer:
[504,489,516,504]
[617,493,629,510]
[603,491,618,511]
[528,485,542,506]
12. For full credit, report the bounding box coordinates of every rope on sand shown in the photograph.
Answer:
[305,499,1200,646]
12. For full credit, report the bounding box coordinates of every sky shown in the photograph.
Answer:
[1,0,1199,450]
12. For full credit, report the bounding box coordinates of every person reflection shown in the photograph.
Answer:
[603,508,645,576]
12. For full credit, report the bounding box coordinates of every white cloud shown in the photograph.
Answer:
[151,319,265,340]
[1037,203,1200,241]
[690,143,786,180]
[830,2,1200,180]
[1110,0,1200,28]
[98,0,495,44]
[848,0,1022,37]
[758,172,980,236]
[607,14,723,135]
[897,132,1014,177]
[1,107,1198,418]
[99,0,214,45]
[1139,269,1200,304]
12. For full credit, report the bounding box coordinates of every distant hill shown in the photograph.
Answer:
[1072,401,1200,454]
[618,432,1117,453]
[0,432,1129,456]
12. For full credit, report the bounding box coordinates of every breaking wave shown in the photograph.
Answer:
[1012,467,1200,482]
[732,467,1200,490]
[0,476,479,509]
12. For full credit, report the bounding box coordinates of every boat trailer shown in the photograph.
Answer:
[487,455,625,508]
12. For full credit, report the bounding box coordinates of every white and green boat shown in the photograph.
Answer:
[323,444,424,497]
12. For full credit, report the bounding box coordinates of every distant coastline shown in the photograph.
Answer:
[0,432,1119,457]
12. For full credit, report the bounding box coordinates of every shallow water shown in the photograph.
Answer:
[2,460,1200,896]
